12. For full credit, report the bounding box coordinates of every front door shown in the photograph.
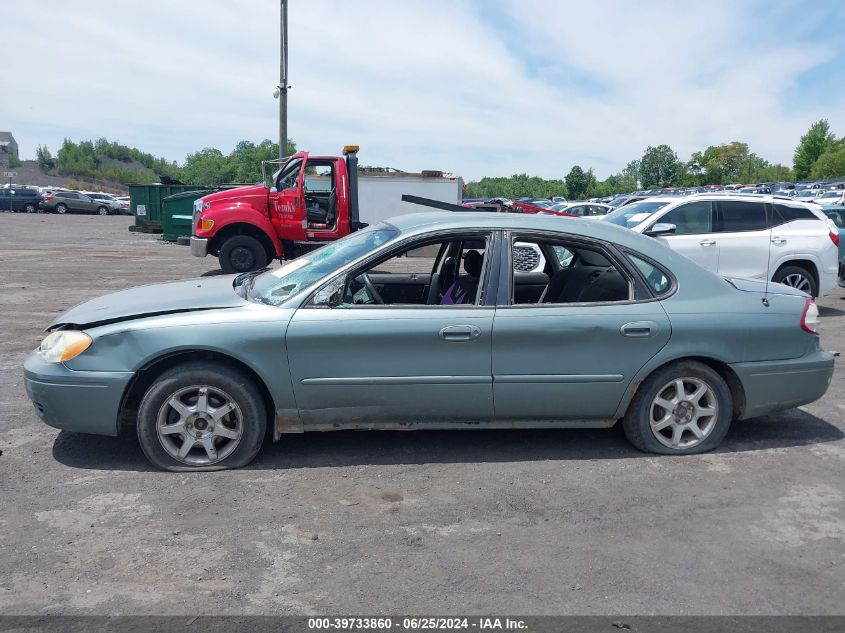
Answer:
[269,152,308,242]
[285,233,497,428]
[492,236,671,422]
[652,200,719,272]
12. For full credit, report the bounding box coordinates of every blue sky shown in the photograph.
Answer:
[2,0,844,181]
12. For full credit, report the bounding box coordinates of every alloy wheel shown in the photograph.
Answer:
[781,273,812,293]
[156,385,244,466]
[649,377,718,449]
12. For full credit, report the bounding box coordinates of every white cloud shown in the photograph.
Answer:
[1,0,842,181]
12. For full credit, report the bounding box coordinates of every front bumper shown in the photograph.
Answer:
[190,236,208,258]
[23,353,133,436]
[730,347,835,419]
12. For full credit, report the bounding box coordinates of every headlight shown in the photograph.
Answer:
[38,330,93,363]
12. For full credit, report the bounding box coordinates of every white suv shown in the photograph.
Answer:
[604,195,840,296]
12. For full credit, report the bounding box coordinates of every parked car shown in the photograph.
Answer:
[549,202,612,217]
[815,190,845,206]
[821,206,845,262]
[114,196,131,214]
[0,186,42,213]
[40,190,120,215]
[604,195,840,297]
[24,213,834,470]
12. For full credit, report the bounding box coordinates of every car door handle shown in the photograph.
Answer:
[699,239,716,246]
[771,237,787,245]
[439,325,481,342]
[621,321,654,337]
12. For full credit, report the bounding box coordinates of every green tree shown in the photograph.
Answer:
[182,148,231,185]
[639,145,680,188]
[565,165,590,199]
[809,141,845,180]
[35,145,53,171]
[793,119,835,180]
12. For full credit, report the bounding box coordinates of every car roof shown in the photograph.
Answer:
[384,211,659,250]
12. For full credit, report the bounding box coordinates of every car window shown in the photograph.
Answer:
[627,253,671,296]
[276,158,303,191]
[825,210,845,228]
[717,200,766,232]
[345,235,490,307]
[604,200,671,228]
[552,245,573,267]
[510,238,631,305]
[658,201,712,235]
[773,203,820,226]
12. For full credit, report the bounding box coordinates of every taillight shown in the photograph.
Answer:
[830,230,840,247]
[44,194,53,201]
[800,297,819,335]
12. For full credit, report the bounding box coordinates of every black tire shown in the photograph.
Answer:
[24,203,36,213]
[97,206,109,216]
[218,235,268,274]
[55,203,68,214]
[136,361,267,472]
[772,265,817,297]
[622,360,732,455]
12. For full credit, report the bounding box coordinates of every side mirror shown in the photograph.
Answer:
[312,277,345,307]
[644,223,677,237]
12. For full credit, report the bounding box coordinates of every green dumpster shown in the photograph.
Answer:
[128,184,210,233]
[160,189,218,242]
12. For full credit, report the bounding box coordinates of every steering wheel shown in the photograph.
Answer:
[356,273,385,305]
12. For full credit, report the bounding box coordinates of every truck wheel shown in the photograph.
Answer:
[136,361,267,471]
[219,235,268,274]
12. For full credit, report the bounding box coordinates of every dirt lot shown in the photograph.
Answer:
[0,214,843,615]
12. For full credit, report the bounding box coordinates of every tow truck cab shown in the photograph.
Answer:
[190,146,363,273]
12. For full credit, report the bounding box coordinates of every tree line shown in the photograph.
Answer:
[464,119,845,200]
[33,119,845,196]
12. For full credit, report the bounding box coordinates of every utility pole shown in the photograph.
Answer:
[278,0,289,161]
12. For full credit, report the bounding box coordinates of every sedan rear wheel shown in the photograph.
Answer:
[55,203,68,214]
[623,361,732,454]
[137,362,267,471]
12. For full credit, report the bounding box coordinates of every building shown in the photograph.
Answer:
[0,132,19,167]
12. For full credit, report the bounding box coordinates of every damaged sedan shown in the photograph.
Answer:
[24,212,834,471]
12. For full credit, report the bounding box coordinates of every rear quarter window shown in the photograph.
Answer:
[772,203,820,227]
[626,252,673,297]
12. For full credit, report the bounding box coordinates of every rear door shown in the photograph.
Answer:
[650,200,719,272]
[713,200,771,281]
[492,234,671,422]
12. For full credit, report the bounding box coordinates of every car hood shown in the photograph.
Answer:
[50,275,247,330]
[201,183,268,205]
[724,277,809,297]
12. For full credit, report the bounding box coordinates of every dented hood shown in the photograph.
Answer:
[50,276,247,330]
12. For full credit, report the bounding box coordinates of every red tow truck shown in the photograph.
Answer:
[190,146,463,273]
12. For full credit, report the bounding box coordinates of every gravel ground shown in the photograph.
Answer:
[0,214,843,615]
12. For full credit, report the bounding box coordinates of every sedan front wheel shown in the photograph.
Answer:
[623,361,732,454]
[136,362,267,471]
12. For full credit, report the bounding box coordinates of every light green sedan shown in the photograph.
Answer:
[24,212,834,470]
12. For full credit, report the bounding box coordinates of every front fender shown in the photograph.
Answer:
[64,306,298,420]
[199,206,282,256]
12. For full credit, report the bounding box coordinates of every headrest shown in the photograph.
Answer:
[463,250,483,277]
